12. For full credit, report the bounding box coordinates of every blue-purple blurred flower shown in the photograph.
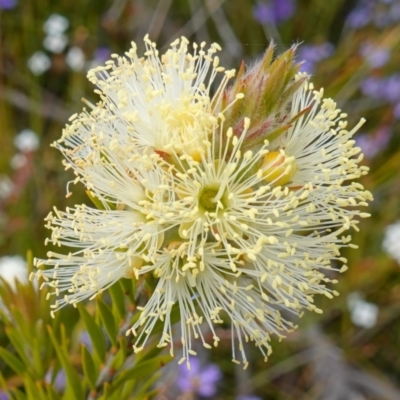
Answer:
[393,102,400,119]
[79,330,93,352]
[361,74,400,104]
[359,42,390,68]
[0,0,17,10]
[347,4,372,29]
[298,43,334,74]
[94,47,111,63]
[45,369,66,392]
[0,391,9,400]
[177,358,222,398]
[237,396,262,400]
[253,0,295,25]
[355,127,391,159]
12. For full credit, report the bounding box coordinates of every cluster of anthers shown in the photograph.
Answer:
[33,35,372,369]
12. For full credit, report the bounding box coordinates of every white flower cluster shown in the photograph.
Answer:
[382,221,400,263]
[33,36,372,368]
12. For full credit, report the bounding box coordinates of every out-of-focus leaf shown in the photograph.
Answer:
[47,325,84,400]
[81,344,97,391]
[44,384,62,400]
[96,298,118,347]
[120,378,136,399]
[78,303,107,362]
[109,282,126,322]
[5,327,31,367]
[22,374,41,400]
[0,347,26,374]
[135,373,161,399]
[0,372,12,396]
[119,278,136,305]
[11,389,27,400]
[111,336,128,370]
[112,354,172,389]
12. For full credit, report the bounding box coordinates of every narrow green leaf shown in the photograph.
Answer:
[111,336,128,370]
[22,374,40,400]
[120,378,136,399]
[108,282,126,322]
[0,347,26,374]
[81,344,97,390]
[11,389,27,400]
[35,381,48,400]
[86,190,115,211]
[135,372,161,398]
[32,337,45,377]
[45,384,62,400]
[113,354,172,388]
[78,303,107,362]
[5,327,31,367]
[47,326,84,400]
[96,298,118,347]
[119,278,136,305]
[0,372,12,395]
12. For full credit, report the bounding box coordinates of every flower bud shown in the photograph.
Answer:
[262,151,297,186]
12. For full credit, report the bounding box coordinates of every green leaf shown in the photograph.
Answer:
[86,190,115,211]
[0,372,12,395]
[135,372,161,398]
[11,389,27,400]
[5,326,31,367]
[47,325,84,400]
[22,374,40,400]
[78,303,107,362]
[112,354,172,388]
[45,384,62,400]
[119,278,136,305]
[0,347,26,374]
[111,336,128,370]
[81,344,97,391]
[108,282,126,322]
[96,298,118,347]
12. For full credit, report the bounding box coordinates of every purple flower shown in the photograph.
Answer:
[0,391,9,400]
[177,358,222,398]
[359,42,390,68]
[298,43,334,74]
[94,47,111,63]
[0,0,17,9]
[253,0,295,25]
[355,127,391,158]
[393,102,400,119]
[360,77,384,98]
[347,8,371,28]
[381,74,400,103]
[237,396,262,400]
[79,330,93,352]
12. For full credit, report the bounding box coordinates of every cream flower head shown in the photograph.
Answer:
[33,36,372,369]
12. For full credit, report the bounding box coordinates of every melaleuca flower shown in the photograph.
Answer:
[33,36,372,369]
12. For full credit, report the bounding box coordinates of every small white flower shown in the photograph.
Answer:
[347,292,378,328]
[27,51,51,76]
[10,154,27,169]
[0,175,13,200]
[34,36,372,368]
[382,221,400,263]
[43,14,69,35]
[14,129,39,152]
[43,34,68,54]
[66,46,85,71]
[0,256,28,290]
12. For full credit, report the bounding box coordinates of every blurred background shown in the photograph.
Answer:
[1,0,400,399]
